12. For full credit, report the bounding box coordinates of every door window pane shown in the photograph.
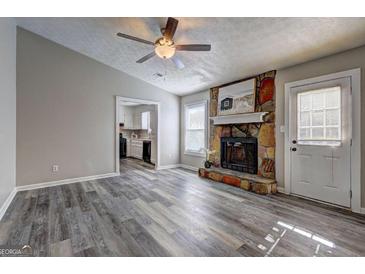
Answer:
[297,86,341,146]
[312,128,324,139]
[312,92,325,110]
[326,109,340,126]
[299,128,310,139]
[326,127,340,139]
[300,94,311,111]
[312,110,324,126]
[300,111,310,127]
[326,91,340,108]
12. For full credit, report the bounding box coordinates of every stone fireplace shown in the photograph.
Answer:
[198,70,277,194]
[220,137,258,174]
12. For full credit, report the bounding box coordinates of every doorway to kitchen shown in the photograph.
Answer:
[115,96,160,172]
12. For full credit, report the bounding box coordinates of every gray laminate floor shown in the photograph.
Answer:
[1,158,365,256]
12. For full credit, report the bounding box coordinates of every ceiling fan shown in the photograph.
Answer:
[116,17,211,69]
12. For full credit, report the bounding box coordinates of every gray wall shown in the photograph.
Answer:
[0,19,16,208]
[181,45,365,206]
[276,45,365,207]
[17,28,180,187]
[180,90,209,168]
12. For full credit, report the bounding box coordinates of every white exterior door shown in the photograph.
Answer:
[289,77,352,207]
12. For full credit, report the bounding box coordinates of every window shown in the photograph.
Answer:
[184,101,207,155]
[297,86,341,146]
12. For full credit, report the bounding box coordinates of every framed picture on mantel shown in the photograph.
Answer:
[217,78,256,116]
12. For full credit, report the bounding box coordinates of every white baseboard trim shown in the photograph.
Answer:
[157,163,199,171]
[0,172,120,221]
[16,172,120,192]
[277,187,365,215]
[0,188,17,221]
[156,164,180,170]
[178,164,199,172]
[277,186,287,194]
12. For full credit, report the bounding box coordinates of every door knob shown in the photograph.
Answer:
[291,147,297,152]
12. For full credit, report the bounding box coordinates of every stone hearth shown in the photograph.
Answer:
[199,70,277,195]
[198,167,277,194]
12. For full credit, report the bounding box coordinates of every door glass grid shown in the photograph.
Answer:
[297,86,341,146]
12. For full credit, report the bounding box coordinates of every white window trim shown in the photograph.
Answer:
[184,100,208,157]
[284,68,361,214]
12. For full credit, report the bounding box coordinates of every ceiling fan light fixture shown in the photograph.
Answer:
[116,17,211,66]
[154,38,176,59]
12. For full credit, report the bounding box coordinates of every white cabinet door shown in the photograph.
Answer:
[118,106,125,124]
[149,109,156,134]
[125,113,133,129]
[141,111,150,130]
[137,113,142,129]
[132,113,139,129]
[135,147,142,159]
[126,140,131,157]
[151,137,156,164]
[130,143,135,157]
[131,140,143,159]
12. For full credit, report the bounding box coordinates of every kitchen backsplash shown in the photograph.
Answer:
[120,128,150,139]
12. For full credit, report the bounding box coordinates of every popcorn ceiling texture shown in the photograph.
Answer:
[209,71,276,179]
[16,17,365,95]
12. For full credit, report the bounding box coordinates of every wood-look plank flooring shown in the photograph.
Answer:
[1,158,365,256]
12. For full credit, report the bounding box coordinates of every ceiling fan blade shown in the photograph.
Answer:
[163,17,179,40]
[171,56,185,69]
[175,44,211,51]
[136,52,156,63]
[117,32,155,46]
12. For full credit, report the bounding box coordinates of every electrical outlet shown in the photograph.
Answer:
[52,165,59,172]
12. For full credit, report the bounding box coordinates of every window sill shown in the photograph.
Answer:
[184,151,205,157]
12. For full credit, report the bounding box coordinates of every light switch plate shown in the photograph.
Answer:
[280,125,285,133]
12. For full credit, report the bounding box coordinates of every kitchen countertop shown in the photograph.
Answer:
[124,137,152,141]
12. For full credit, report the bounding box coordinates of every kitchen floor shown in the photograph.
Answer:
[1,159,365,256]
[121,158,155,170]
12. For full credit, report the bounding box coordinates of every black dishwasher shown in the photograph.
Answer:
[143,140,151,163]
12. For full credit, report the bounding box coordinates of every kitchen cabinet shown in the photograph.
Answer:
[151,136,156,164]
[118,107,125,124]
[141,111,150,130]
[131,140,143,159]
[124,114,133,129]
[133,113,141,129]
[119,106,133,129]
[126,139,131,157]
[119,106,151,130]
[126,108,134,129]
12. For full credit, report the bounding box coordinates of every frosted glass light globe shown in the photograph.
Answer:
[154,38,175,59]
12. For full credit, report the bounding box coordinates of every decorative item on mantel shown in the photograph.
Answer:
[199,70,277,195]
[217,78,256,116]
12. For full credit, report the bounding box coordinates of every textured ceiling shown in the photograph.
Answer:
[16,17,365,96]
